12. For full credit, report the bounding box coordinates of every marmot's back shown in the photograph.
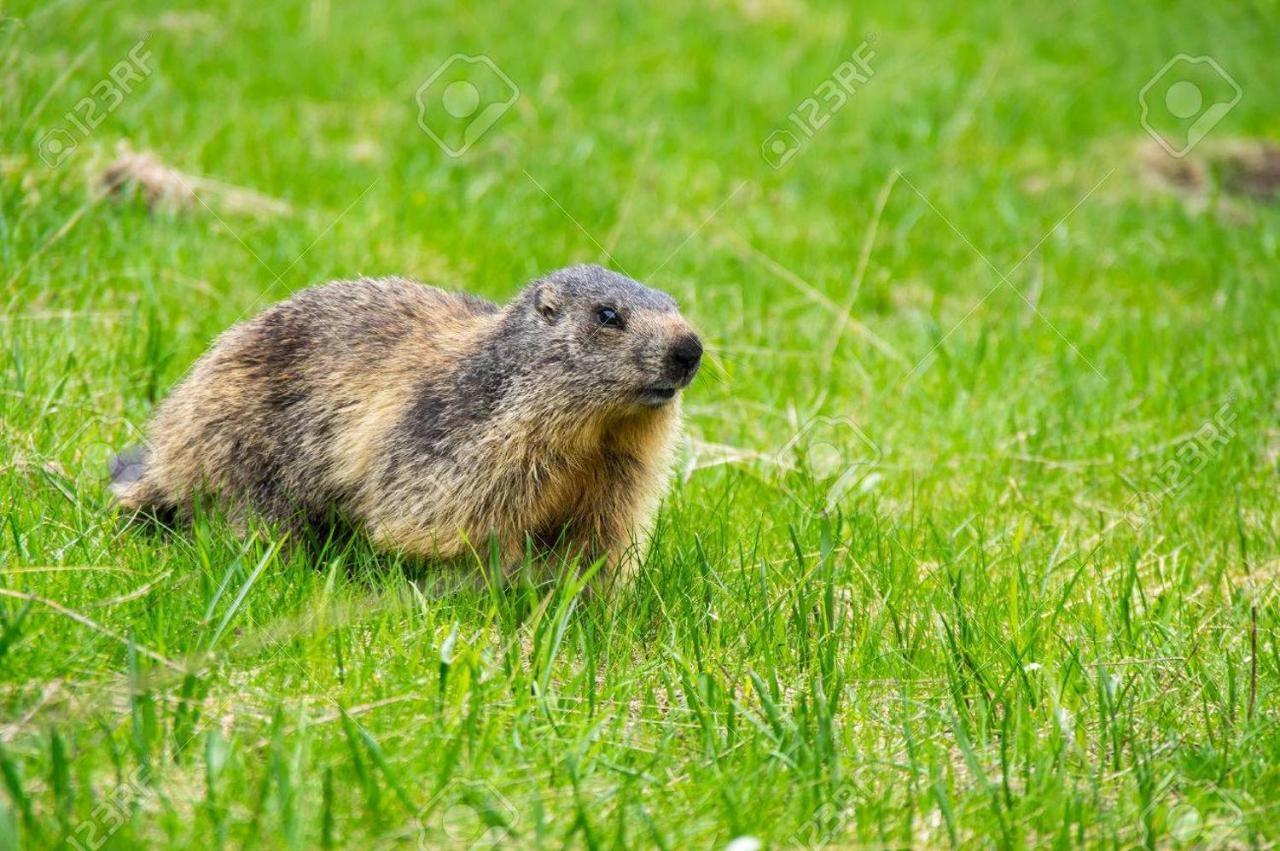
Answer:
[116,278,499,522]
[198,277,499,392]
[236,276,498,363]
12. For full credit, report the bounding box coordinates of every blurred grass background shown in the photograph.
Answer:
[2,0,1279,847]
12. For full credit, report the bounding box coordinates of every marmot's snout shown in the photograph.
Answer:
[636,322,702,407]
[666,333,703,386]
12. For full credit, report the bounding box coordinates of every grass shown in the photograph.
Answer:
[2,0,1279,847]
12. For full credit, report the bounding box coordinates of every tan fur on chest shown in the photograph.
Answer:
[364,404,677,570]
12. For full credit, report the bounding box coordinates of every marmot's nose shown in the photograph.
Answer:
[667,333,703,382]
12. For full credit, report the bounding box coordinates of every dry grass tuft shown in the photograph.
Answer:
[98,144,292,217]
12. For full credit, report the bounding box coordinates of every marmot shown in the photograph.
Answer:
[111,264,703,580]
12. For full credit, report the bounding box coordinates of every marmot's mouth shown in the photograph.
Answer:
[638,386,678,406]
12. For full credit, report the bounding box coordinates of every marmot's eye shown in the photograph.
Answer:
[596,306,624,328]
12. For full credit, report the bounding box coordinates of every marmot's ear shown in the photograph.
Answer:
[534,284,561,322]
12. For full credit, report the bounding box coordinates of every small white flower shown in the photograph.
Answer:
[726,837,762,851]
[1056,707,1074,737]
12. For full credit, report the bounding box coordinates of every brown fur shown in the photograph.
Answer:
[113,266,702,583]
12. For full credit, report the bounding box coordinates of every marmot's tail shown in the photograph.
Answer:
[109,445,149,502]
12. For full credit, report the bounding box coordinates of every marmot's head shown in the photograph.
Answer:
[504,265,703,413]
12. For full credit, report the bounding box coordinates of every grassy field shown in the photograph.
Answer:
[3,0,1279,847]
